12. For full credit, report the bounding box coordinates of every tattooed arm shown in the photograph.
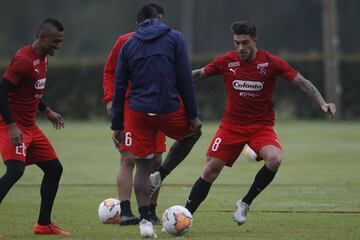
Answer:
[292,73,336,118]
[192,68,208,85]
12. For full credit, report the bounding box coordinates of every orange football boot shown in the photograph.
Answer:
[33,223,70,236]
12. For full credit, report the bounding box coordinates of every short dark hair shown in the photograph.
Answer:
[231,21,256,38]
[136,4,159,24]
[36,18,64,37]
[148,3,164,16]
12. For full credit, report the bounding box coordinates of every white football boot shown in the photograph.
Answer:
[139,219,157,238]
[149,171,162,194]
[233,199,249,225]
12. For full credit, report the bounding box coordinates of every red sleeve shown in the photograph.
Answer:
[204,55,224,76]
[103,32,134,104]
[3,58,32,86]
[272,55,299,82]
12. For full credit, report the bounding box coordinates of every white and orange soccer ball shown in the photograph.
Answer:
[98,198,121,224]
[162,205,193,236]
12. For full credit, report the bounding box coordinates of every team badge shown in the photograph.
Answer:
[257,62,268,76]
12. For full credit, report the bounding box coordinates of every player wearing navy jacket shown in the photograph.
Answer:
[111,5,202,238]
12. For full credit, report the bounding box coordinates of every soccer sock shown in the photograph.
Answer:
[149,203,157,216]
[185,177,212,214]
[36,160,63,225]
[158,166,169,181]
[139,206,150,221]
[120,200,133,216]
[242,165,276,206]
[0,160,24,203]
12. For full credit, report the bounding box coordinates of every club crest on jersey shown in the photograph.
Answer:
[34,78,46,90]
[233,80,263,91]
[228,61,240,68]
[257,62,268,75]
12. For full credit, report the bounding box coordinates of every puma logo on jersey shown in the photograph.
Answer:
[229,68,236,75]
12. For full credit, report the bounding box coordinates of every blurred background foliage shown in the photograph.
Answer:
[0,0,359,120]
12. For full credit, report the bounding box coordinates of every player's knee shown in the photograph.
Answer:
[185,129,202,143]
[264,154,282,171]
[6,164,25,181]
[49,160,63,180]
[121,158,135,169]
[153,153,162,168]
[201,162,221,183]
[121,153,136,169]
[192,129,202,141]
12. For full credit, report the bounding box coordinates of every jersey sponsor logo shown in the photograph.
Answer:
[228,61,240,68]
[233,80,263,91]
[34,78,46,89]
[240,92,256,97]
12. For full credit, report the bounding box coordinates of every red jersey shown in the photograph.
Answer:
[1,45,48,127]
[103,32,134,104]
[204,50,298,126]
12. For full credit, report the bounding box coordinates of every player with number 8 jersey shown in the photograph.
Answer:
[184,21,336,226]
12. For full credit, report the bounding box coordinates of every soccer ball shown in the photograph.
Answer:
[162,205,193,235]
[98,198,121,224]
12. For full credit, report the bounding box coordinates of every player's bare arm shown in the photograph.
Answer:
[112,130,125,149]
[192,68,207,84]
[8,122,23,146]
[43,107,65,129]
[0,78,23,145]
[106,101,112,116]
[292,73,336,118]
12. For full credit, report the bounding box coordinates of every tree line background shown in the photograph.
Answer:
[0,0,359,120]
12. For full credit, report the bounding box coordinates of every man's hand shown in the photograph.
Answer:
[106,101,112,116]
[189,117,202,133]
[8,122,23,146]
[44,108,65,129]
[320,103,336,119]
[112,130,124,149]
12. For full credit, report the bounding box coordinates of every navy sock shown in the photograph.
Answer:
[120,200,133,216]
[139,206,150,221]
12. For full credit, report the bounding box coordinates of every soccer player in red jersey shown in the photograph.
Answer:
[103,3,166,226]
[185,21,336,225]
[0,18,70,236]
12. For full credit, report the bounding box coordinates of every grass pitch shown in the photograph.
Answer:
[0,120,359,239]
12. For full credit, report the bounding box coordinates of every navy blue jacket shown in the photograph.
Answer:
[111,18,198,130]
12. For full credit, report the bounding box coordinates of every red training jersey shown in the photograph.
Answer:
[1,45,48,127]
[103,32,134,104]
[204,50,298,126]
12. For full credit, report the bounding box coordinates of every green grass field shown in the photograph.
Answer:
[0,120,359,240]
